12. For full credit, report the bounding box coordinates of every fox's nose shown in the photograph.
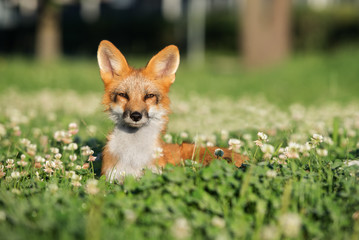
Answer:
[130,112,142,122]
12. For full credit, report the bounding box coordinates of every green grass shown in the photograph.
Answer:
[0,121,359,240]
[0,46,359,239]
[1,46,359,106]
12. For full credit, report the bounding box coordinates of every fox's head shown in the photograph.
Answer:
[97,40,180,130]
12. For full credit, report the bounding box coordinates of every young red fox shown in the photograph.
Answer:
[97,40,247,182]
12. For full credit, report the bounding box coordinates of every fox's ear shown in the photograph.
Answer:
[145,45,180,83]
[97,40,130,86]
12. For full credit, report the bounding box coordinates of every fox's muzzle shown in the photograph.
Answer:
[122,110,149,128]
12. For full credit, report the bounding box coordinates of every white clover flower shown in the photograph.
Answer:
[82,163,90,169]
[71,181,82,187]
[124,210,137,223]
[0,210,6,221]
[65,171,76,178]
[242,133,252,142]
[11,171,21,179]
[43,161,56,174]
[54,153,62,160]
[54,160,64,170]
[171,218,192,239]
[54,131,65,142]
[0,124,6,137]
[180,131,189,139]
[35,156,46,163]
[346,160,359,166]
[261,144,275,154]
[67,143,78,151]
[6,159,15,169]
[228,138,241,152]
[85,179,99,195]
[48,183,59,194]
[300,142,311,157]
[62,132,73,144]
[69,154,77,161]
[193,134,206,146]
[32,128,41,138]
[220,130,229,141]
[152,147,164,159]
[258,132,268,141]
[17,159,28,167]
[50,147,60,154]
[347,129,356,137]
[300,142,311,153]
[71,173,82,187]
[279,213,301,238]
[211,216,225,228]
[207,134,217,145]
[6,159,14,164]
[255,132,268,147]
[261,144,275,159]
[81,146,93,156]
[71,173,82,181]
[11,189,21,195]
[285,142,301,159]
[68,122,79,135]
[164,134,173,143]
[316,148,328,157]
[341,138,349,147]
[20,138,31,146]
[261,225,279,240]
[12,126,21,136]
[35,171,41,180]
[87,125,97,135]
[75,165,82,170]
[27,144,37,156]
[88,155,96,162]
[266,170,277,178]
[311,133,324,147]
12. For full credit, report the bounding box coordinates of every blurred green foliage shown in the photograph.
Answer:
[293,5,359,50]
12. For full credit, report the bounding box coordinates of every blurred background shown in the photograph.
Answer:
[1,0,359,106]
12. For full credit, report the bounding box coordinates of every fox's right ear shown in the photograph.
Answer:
[97,40,130,86]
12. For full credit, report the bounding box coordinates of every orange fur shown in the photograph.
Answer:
[97,40,247,181]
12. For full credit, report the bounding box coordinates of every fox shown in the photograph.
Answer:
[97,40,247,182]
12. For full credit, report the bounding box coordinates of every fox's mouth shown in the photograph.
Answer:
[125,121,148,128]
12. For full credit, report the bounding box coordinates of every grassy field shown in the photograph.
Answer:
[0,47,359,239]
[1,45,359,106]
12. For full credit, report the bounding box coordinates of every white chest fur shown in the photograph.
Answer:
[105,122,162,183]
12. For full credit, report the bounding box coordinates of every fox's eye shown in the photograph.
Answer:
[145,94,155,100]
[118,93,129,100]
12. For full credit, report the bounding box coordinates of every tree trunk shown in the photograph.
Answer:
[241,0,291,68]
[187,0,206,67]
[35,0,61,61]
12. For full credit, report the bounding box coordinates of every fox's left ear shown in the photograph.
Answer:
[145,45,180,83]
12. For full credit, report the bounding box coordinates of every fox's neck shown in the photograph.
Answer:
[106,121,164,181]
